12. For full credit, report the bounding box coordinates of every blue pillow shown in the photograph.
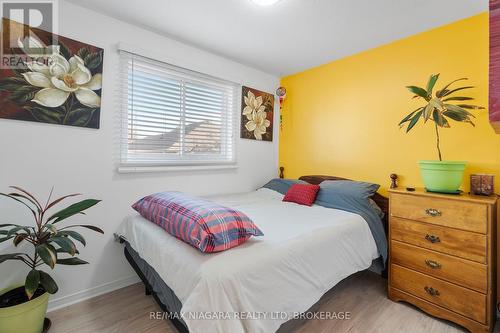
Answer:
[315,180,387,265]
[317,180,380,201]
[261,178,306,195]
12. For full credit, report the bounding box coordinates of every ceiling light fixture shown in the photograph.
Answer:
[251,0,281,6]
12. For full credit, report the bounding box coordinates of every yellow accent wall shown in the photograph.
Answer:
[279,13,500,195]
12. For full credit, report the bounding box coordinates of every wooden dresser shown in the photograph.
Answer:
[388,188,497,333]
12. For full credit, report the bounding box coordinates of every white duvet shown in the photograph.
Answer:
[117,188,378,333]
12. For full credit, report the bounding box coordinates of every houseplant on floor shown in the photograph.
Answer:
[0,187,103,333]
[399,74,484,193]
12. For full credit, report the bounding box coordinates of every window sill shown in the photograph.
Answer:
[117,164,239,174]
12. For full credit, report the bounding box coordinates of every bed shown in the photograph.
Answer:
[116,175,391,333]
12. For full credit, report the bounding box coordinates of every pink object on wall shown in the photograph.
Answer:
[490,0,500,132]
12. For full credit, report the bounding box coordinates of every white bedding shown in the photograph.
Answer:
[117,188,378,333]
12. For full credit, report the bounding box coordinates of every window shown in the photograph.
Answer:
[119,50,238,170]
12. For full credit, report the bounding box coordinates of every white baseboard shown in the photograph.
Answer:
[47,275,140,312]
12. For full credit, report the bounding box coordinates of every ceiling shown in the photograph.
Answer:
[66,0,488,76]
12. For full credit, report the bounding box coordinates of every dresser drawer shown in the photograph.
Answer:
[391,193,487,233]
[391,264,487,323]
[390,240,487,293]
[390,217,487,263]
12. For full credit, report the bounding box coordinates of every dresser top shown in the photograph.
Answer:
[389,187,498,204]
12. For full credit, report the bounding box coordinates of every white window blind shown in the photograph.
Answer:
[119,50,238,169]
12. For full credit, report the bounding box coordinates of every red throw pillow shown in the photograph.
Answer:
[283,184,320,206]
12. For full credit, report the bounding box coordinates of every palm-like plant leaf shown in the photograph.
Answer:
[441,86,474,97]
[406,110,424,132]
[436,77,468,97]
[406,86,429,100]
[426,74,440,95]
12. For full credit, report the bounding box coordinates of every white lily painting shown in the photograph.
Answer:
[241,86,274,141]
[0,19,103,128]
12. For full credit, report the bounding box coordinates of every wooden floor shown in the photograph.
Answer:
[48,271,498,333]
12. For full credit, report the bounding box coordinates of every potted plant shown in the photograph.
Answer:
[399,74,485,193]
[0,186,103,333]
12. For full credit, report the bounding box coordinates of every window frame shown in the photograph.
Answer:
[118,49,239,172]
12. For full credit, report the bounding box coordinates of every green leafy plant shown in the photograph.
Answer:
[399,74,484,161]
[0,187,103,300]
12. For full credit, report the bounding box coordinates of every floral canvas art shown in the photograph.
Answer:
[240,86,274,141]
[0,18,103,128]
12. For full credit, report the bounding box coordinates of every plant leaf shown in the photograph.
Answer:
[436,78,468,97]
[457,104,485,110]
[441,86,474,97]
[25,270,40,300]
[399,107,422,127]
[49,237,77,256]
[443,110,469,122]
[9,186,42,210]
[7,226,31,237]
[39,270,58,294]
[443,96,474,102]
[56,257,88,265]
[423,103,435,122]
[59,230,86,246]
[444,104,475,118]
[0,193,37,219]
[62,225,104,234]
[0,236,15,244]
[48,199,101,223]
[46,194,81,211]
[426,74,440,95]
[36,244,57,269]
[0,253,25,264]
[406,86,429,100]
[13,233,29,246]
[406,110,424,133]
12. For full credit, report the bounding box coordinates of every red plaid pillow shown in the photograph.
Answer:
[283,184,320,206]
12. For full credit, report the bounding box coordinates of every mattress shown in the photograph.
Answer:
[117,188,379,333]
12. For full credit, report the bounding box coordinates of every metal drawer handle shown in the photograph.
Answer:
[425,259,442,269]
[424,286,440,296]
[425,208,442,217]
[425,234,441,243]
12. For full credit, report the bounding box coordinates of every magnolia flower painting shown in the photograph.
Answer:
[240,86,274,141]
[0,19,103,128]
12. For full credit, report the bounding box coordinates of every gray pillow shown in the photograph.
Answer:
[261,178,306,195]
[315,180,387,265]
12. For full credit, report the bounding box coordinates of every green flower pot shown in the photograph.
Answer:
[418,160,466,193]
[0,285,48,333]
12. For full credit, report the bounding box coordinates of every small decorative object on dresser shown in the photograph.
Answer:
[388,188,497,333]
[471,174,495,196]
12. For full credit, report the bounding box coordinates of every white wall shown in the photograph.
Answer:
[0,1,279,310]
